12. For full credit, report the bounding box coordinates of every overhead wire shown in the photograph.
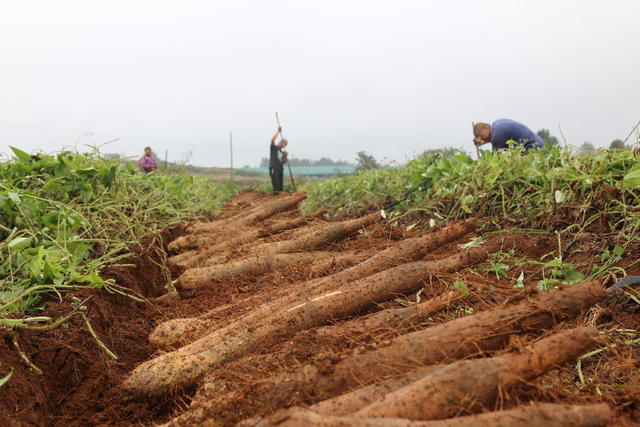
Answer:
[0,121,264,153]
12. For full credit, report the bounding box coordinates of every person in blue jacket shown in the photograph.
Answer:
[473,119,544,152]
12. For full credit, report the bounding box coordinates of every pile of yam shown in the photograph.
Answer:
[123,191,617,426]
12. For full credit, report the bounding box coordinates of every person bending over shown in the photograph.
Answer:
[473,119,543,153]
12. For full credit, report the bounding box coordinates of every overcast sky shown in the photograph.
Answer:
[1,0,639,167]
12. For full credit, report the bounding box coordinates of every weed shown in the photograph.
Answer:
[452,280,470,296]
[0,147,240,324]
[535,256,584,290]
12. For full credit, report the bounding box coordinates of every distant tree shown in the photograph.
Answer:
[536,129,559,147]
[327,159,352,166]
[258,156,353,167]
[580,142,596,153]
[355,151,381,172]
[610,139,625,149]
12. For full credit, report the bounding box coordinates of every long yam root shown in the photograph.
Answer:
[151,250,374,349]
[212,218,477,337]
[169,213,319,262]
[177,249,375,296]
[152,251,375,349]
[200,212,381,268]
[121,245,490,397]
[231,280,607,409]
[355,327,600,420]
[280,218,478,309]
[310,366,439,416]
[211,218,479,335]
[176,251,342,295]
[254,403,612,427]
[314,290,461,340]
[155,219,478,353]
[186,193,307,235]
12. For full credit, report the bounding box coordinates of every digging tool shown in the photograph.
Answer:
[275,112,297,192]
[471,121,482,159]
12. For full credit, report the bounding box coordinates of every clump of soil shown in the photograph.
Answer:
[0,228,186,426]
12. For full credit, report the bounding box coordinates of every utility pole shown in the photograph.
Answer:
[164,149,168,170]
[229,131,234,182]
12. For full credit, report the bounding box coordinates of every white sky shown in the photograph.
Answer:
[1,0,639,167]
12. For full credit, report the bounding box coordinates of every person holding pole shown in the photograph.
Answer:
[269,127,288,193]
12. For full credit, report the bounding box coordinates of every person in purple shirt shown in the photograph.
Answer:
[473,119,544,153]
[138,146,158,173]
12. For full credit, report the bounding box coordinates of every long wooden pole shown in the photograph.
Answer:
[229,131,233,182]
[275,112,297,192]
[471,122,481,159]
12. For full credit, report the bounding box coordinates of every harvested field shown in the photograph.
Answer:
[1,189,639,426]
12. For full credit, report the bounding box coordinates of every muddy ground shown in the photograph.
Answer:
[1,189,639,426]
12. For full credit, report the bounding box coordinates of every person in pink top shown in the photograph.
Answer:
[138,146,158,173]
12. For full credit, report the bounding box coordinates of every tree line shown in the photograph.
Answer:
[258,157,354,167]
[536,129,629,152]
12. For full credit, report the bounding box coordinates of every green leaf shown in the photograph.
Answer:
[26,246,45,277]
[490,262,509,278]
[66,215,82,230]
[564,269,585,285]
[0,368,13,387]
[551,268,563,278]
[77,269,103,286]
[461,195,474,204]
[43,260,57,281]
[77,167,97,175]
[41,212,61,228]
[554,189,567,204]
[7,192,21,204]
[458,237,484,249]
[100,165,118,187]
[67,242,90,260]
[623,167,640,188]
[460,194,475,213]
[546,258,562,268]
[7,236,32,252]
[453,280,470,296]
[537,278,559,291]
[9,146,32,162]
[79,183,94,202]
[613,245,624,257]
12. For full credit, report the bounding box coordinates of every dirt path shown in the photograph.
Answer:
[1,189,639,426]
